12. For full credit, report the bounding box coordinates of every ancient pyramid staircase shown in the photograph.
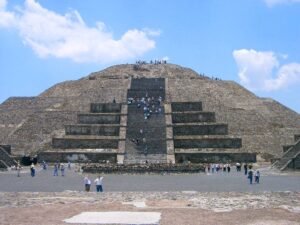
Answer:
[166,102,255,163]
[0,145,17,169]
[124,78,167,164]
[39,103,126,163]
[273,135,300,170]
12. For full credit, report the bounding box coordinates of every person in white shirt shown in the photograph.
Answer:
[94,176,104,192]
[84,176,91,192]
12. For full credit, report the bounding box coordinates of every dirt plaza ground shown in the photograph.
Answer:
[0,165,300,224]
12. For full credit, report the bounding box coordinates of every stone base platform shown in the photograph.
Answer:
[38,150,117,163]
[82,163,205,174]
[175,152,256,163]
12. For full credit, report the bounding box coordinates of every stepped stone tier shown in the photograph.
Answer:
[0,145,16,169]
[0,64,300,168]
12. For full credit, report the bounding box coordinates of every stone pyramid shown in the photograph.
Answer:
[0,63,299,169]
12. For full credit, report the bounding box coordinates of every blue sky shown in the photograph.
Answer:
[0,0,300,113]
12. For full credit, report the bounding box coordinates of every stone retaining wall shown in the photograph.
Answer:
[175,153,256,163]
[82,163,205,173]
[38,152,117,163]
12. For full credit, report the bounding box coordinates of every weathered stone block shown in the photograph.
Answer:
[38,152,117,163]
[52,138,119,149]
[175,152,256,163]
[171,102,202,112]
[90,103,122,113]
[130,78,165,90]
[78,114,120,124]
[172,112,216,123]
[173,124,228,135]
[174,138,242,148]
[65,125,119,136]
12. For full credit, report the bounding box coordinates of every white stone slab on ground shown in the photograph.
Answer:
[64,211,161,224]
[122,201,147,208]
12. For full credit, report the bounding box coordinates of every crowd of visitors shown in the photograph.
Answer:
[205,163,261,184]
[135,59,167,65]
[12,159,259,191]
[128,91,164,156]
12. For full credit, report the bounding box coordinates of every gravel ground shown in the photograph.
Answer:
[0,191,300,225]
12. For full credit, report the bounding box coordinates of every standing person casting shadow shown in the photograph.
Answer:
[94,175,104,192]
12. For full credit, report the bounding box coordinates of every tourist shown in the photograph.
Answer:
[53,162,59,176]
[227,164,231,173]
[94,175,104,192]
[255,170,260,184]
[84,176,91,192]
[60,163,65,176]
[244,163,248,175]
[42,161,47,170]
[207,164,211,173]
[211,164,215,173]
[68,161,71,169]
[248,168,254,184]
[30,163,35,177]
[16,163,21,177]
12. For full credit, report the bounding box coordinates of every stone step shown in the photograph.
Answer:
[127,90,165,99]
[78,113,121,124]
[125,138,167,155]
[274,140,300,170]
[283,145,294,153]
[175,148,245,153]
[0,146,16,167]
[52,137,119,149]
[127,109,165,120]
[172,112,216,123]
[65,124,120,136]
[126,127,166,139]
[124,153,168,164]
[130,78,165,90]
[175,152,256,163]
[55,135,121,140]
[90,103,122,113]
[174,137,242,149]
[171,102,202,112]
[173,135,238,139]
[173,124,228,135]
[170,122,225,126]
[44,148,118,153]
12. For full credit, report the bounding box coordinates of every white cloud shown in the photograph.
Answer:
[162,56,169,61]
[264,0,300,7]
[0,0,16,27]
[233,49,300,91]
[0,0,158,63]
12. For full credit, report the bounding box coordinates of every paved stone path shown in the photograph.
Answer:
[0,165,300,192]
